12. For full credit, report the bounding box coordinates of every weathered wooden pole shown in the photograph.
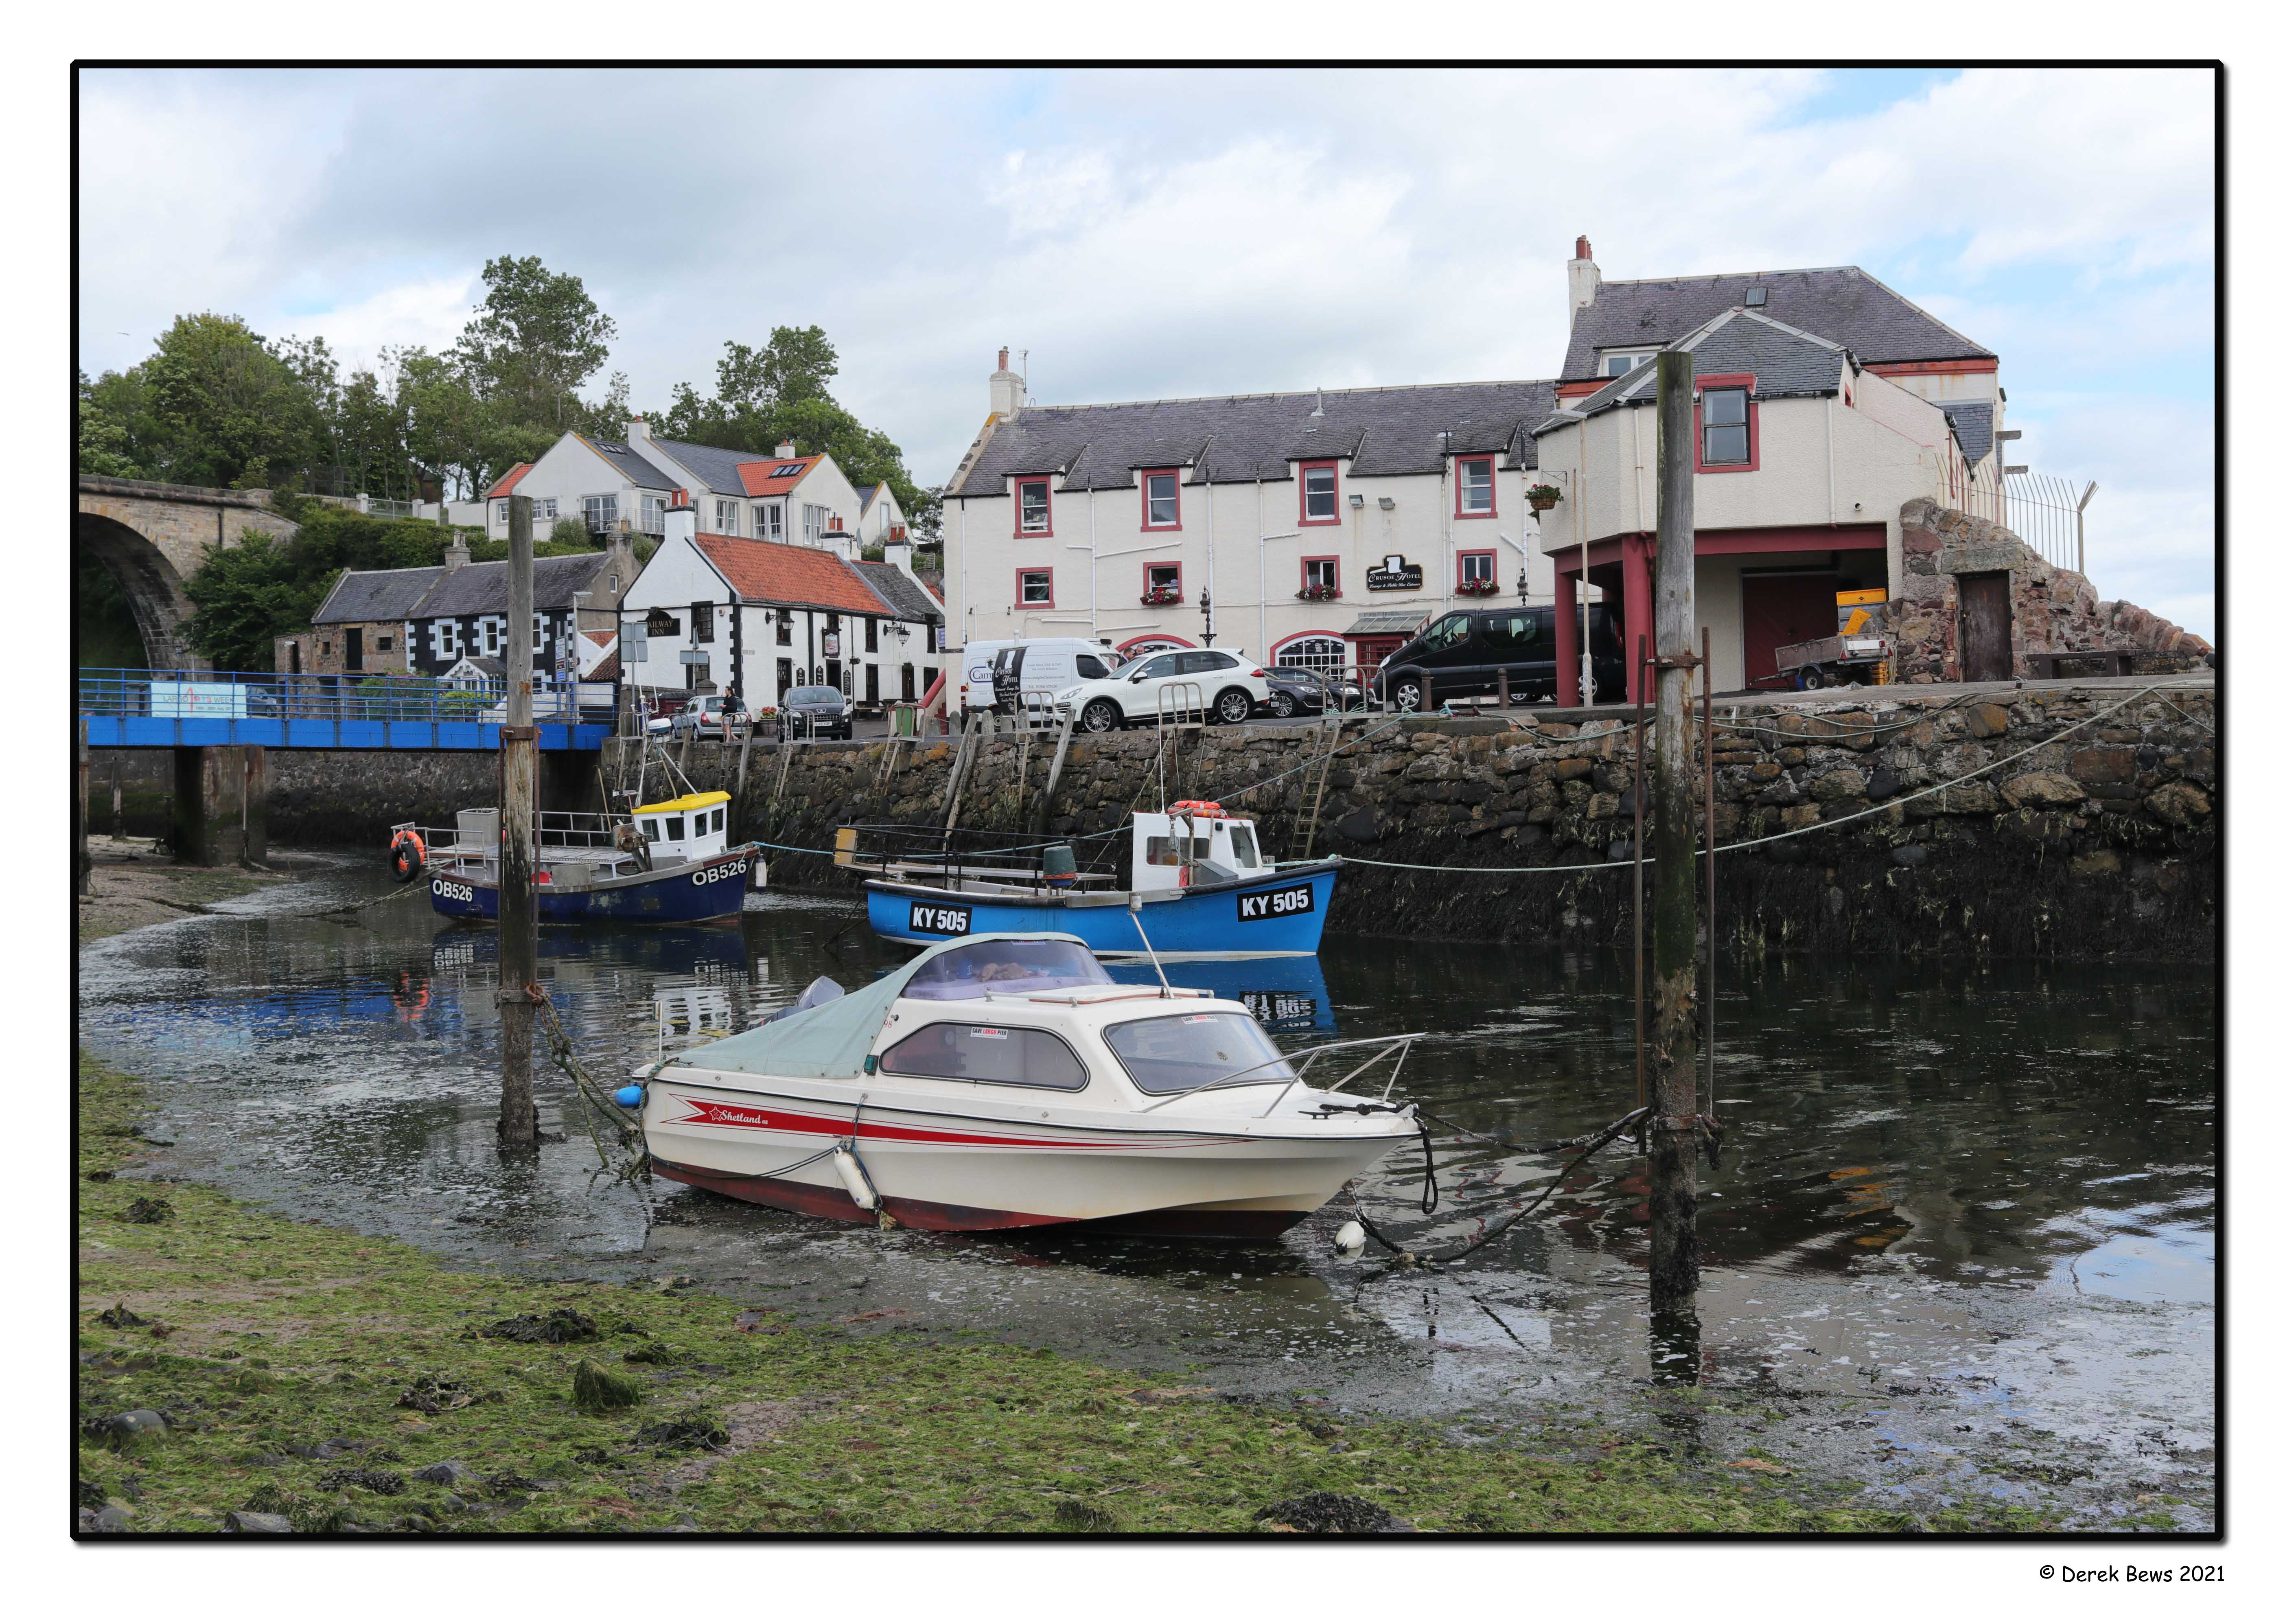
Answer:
[498,492,541,1156]
[76,720,92,897]
[1648,349,1702,1315]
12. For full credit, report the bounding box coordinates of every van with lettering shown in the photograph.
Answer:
[959,638,1122,715]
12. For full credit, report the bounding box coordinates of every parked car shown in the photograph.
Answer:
[1059,648,1271,732]
[1372,603,1627,710]
[671,693,748,742]
[778,683,854,741]
[961,638,1122,716]
[1258,665,1365,719]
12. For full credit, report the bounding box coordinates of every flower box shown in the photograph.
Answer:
[1456,579,1500,597]
[1294,585,1341,603]
[1140,587,1184,606]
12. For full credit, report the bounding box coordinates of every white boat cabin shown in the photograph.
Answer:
[634,789,733,863]
[1131,809,1265,891]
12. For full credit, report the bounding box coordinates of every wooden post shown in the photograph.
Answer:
[1496,667,1510,713]
[498,492,541,1157]
[733,712,756,832]
[1648,348,1701,1317]
[76,720,92,898]
[1418,667,1433,714]
[1632,636,1646,1129]
[112,756,125,842]
[1703,625,1717,1120]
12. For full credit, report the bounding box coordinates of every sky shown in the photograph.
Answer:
[75,66,2217,632]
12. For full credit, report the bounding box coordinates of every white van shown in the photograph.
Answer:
[958,638,1121,715]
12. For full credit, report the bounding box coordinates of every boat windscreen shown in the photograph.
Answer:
[1103,1013,1295,1094]
[898,940,1112,1001]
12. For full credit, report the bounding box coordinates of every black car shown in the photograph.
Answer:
[1259,665,1365,719]
[1372,602,1627,710]
[777,684,853,741]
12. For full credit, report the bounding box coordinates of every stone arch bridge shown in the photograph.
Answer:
[76,475,301,669]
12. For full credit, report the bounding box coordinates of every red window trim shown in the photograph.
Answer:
[1453,454,1497,519]
[1457,548,1498,585]
[1300,554,1341,594]
[1015,568,1055,609]
[1140,468,1183,531]
[1694,373,1760,474]
[1014,475,1053,537]
[1142,559,1183,599]
[1297,459,1341,526]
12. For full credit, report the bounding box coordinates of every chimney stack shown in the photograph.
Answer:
[777,439,797,460]
[1567,236,1602,318]
[665,487,697,545]
[883,525,913,574]
[444,531,471,571]
[627,416,650,445]
[990,346,1026,419]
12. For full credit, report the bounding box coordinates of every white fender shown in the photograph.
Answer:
[833,1144,880,1211]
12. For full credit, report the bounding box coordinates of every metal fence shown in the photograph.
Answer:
[1929,452,2098,575]
[76,666,615,726]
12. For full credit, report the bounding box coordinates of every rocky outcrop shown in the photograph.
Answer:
[1890,498,2213,684]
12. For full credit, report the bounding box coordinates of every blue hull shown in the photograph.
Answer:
[430,851,754,925]
[865,864,1337,958]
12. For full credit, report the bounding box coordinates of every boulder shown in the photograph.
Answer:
[2001,772,2085,808]
[225,1512,294,1534]
[2143,781,2211,829]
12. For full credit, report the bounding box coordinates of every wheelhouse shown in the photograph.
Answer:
[1130,811,1263,891]
[633,789,732,861]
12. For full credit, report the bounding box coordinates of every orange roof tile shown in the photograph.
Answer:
[734,455,820,497]
[486,463,534,499]
[694,533,889,616]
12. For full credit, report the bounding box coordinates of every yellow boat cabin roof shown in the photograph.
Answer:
[633,791,732,816]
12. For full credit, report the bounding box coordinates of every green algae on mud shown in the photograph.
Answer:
[76,1054,2046,1535]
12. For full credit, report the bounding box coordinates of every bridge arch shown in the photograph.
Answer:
[74,476,300,671]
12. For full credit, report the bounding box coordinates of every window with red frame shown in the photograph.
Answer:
[1143,561,1182,604]
[1699,381,1755,469]
[1458,550,1497,593]
[1455,455,1495,517]
[1300,557,1339,599]
[1016,476,1051,534]
[1017,569,1053,607]
[1300,461,1339,524]
[1142,470,1181,528]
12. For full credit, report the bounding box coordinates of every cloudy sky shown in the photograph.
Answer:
[77,66,2217,631]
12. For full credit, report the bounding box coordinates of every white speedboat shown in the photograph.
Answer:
[631,932,1421,1239]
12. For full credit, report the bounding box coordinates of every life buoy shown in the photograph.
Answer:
[1168,800,1227,819]
[389,829,427,882]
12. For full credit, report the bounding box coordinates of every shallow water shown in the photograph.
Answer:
[79,854,2217,1528]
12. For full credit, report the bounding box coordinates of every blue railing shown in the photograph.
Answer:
[77,668,613,751]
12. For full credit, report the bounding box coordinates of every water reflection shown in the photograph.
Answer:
[77,859,2216,1526]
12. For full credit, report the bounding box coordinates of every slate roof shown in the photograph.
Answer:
[646,435,780,496]
[412,553,615,618]
[693,533,891,617]
[1561,266,1993,381]
[1535,310,1848,433]
[1939,401,1996,465]
[312,566,445,625]
[733,456,820,497]
[577,436,682,491]
[853,561,944,624]
[946,380,1558,498]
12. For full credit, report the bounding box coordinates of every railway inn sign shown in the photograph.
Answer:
[1366,555,1423,592]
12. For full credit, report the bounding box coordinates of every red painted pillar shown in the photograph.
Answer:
[1553,558,1581,708]
[1621,535,1655,704]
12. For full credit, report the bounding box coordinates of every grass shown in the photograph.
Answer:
[75,1052,2054,1535]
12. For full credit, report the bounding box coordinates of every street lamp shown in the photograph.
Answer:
[1516,569,1529,604]
[1198,587,1215,648]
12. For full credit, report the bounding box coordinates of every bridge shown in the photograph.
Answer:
[77,475,304,670]
[77,668,611,752]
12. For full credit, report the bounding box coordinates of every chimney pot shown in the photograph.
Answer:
[1575,235,1593,260]
[1567,239,1603,319]
[997,346,1010,372]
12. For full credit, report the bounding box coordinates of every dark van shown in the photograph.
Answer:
[1372,603,1627,710]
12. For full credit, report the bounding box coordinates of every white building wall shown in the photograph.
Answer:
[617,533,728,691]
[487,434,643,537]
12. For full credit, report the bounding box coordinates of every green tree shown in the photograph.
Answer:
[454,255,618,434]
[142,313,322,489]
[76,373,141,478]
[181,534,316,670]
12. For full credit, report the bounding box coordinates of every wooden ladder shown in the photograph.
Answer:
[1289,716,1348,861]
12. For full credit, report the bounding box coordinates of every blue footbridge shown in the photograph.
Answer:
[77,668,612,752]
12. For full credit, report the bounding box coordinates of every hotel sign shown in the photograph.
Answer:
[1366,555,1423,592]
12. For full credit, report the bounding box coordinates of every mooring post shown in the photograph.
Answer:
[498,492,541,1157]
[1648,348,1702,1317]
[112,756,125,842]
[1632,635,1647,1133]
[77,719,92,898]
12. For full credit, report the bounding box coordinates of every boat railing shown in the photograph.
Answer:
[1136,1032,1426,1114]
[837,820,1127,894]
[394,809,632,858]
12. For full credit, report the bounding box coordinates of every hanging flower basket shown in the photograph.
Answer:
[1526,484,1563,511]
[1140,586,1184,606]
[1294,584,1341,603]
[1456,578,1500,597]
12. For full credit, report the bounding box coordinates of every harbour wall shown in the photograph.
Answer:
[100,679,2217,960]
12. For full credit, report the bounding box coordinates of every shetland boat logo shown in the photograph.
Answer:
[679,1099,775,1128]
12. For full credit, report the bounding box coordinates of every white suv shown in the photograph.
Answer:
[1059,649,1271,732]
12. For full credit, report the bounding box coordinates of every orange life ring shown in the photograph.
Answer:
[1169,800,1227,818]
[389,829,427,883]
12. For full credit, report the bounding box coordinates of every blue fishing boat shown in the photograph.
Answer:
[844,806,1339,959]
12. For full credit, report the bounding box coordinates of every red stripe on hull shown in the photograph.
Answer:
[661,1094,1240,1152]
[650,1159,1308,1240]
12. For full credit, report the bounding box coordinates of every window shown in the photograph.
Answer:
[1456,455,1495,517]
[865,617,879,653]
[1421,613,1470,649]
[432,620,457,658]
[642,496,666,535]
[608,574,618,594]
[494,500,509,525]
[482,617,502,655]
[691,603,715,643]
[1300,460,1339,524]
[1300,557,1338,596]
[1103,1013,1294,1095]
[756,503,784,541]
[894,939,1111,1003]
[583,494,618,534]
[1017,568,1054,608]
[1602,351,1655,377]
[1132,653,1181,680]
[712,498,737,535]
[1226,822,1261,868]
[665,813,685,842]
[804,504,829,541]
[711,807,724,834]
[776,609,792,646]
[375,635,392,651]
[534,613,547,653]
[1142,469,1180,529]
[1458,550,1497,590]
[1016,476,1051,535]
[641,817,659,842]
[1143,561,1182,603]
[1180,651,1236,673]
[1074,654,1111,680]
[1276,634,1348,675]
[1699,380,1755,469]
[540,498,560,522]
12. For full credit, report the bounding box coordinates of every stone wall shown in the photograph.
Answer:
[1889,497,2213,684]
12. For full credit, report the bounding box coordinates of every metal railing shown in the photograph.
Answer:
[76,666,615,726]
[1929,452,2098,575]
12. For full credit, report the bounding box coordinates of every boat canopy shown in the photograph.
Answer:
[669,932,1104,1081]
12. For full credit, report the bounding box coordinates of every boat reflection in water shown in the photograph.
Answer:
[1105,954,1334,1033]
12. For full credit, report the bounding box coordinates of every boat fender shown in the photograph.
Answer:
[388,829,427,883]
[613,1085,646,1109]
[1333,1220,1366,1258]
[832,1142,881,1212]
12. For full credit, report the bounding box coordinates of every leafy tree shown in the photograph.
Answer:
[76,374,140,478]
[182,535,316,670]
[142,313,322,489]
[454,254,618,434]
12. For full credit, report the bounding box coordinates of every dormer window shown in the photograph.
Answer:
[1601,351,1656,377]
[1744,286,1768,307]
[1016,476,1052,535]
[1696,374,1758,472]
[1142,469,1181,530]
